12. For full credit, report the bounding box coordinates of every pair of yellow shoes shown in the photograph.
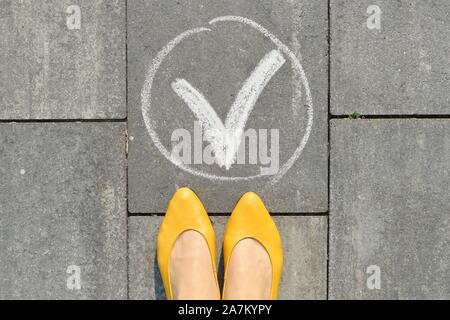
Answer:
[157,187,283,300]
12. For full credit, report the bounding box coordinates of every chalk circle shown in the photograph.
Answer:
[141,16,313,184]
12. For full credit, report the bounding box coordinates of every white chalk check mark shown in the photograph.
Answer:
[171,49,286,169]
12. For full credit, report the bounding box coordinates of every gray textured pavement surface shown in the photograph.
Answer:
[0,123,127,299]
[331,0,450,115]
[0,0,126,119]
[128,0,328,213]
[0,0,449,300]
[330,120,450,299]
[128,216,327,300]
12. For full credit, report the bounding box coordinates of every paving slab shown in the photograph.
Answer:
[0,0,126,119]
[0,123,127,299]
[331,0,450,115]
[128,215,327,300]
[330,119,450,299]
[128,0,328,213]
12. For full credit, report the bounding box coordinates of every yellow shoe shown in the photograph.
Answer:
[157,187,219,300]
[223,192,283,300]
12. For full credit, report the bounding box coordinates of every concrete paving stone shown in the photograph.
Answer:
[128,0,328,213]
[331,0,450,115]
[0,123,127,299]
[330,119,450,299]
[128,215,327,300]
[0,0,126,119]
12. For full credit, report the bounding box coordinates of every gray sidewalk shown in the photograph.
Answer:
[0,0,448,299]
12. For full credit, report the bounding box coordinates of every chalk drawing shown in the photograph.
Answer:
[172,49,285,170]
[141,16,313,184]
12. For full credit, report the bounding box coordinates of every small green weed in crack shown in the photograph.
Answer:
[349,112,362,119]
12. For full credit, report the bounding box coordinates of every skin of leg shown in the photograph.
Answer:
[223,238,272,300]
[170,230,220,300]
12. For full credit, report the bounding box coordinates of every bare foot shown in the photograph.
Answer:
[223,238,272,300]
[170,230,219,300]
